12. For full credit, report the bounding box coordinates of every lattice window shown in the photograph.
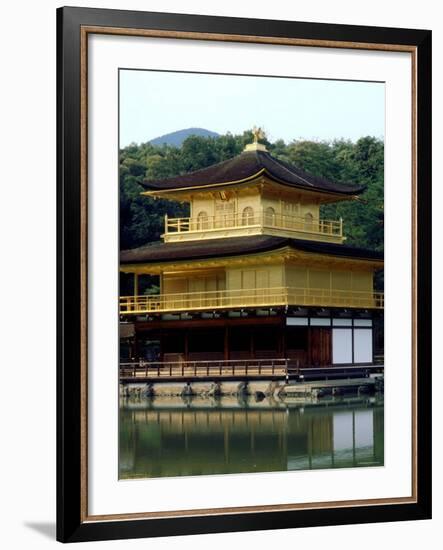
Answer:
[215,200,235,227]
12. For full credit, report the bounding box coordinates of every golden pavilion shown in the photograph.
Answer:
[120,130,383,372]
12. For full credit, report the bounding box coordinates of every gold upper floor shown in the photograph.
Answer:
[121,250,383,314]
[155,176,349,244]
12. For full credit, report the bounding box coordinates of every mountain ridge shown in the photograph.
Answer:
[149,127,220,147]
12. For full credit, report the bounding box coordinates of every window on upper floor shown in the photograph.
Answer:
[242,206,254,226]
[197,210,209,230]
[282,202,300,228]
[215,200,235,227]
[264,206,276,226]
[304,212,314,230]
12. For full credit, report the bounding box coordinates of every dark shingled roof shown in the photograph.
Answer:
[120,235,383,265]
[141,150,365,196]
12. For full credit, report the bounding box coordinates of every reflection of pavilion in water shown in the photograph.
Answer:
[119,398,384,479]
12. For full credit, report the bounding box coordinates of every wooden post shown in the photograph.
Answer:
[224,327,229,361]
[134,273,139,297]
[184,331,189,361]
[134,334,140,361]
[159,331,164,362]
[307,325,312,367]
[128,340,134,361]
[279,324,286,358]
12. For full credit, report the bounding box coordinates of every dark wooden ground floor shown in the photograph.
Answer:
[120,311,384,368]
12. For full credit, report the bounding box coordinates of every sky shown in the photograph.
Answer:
[119,69,384,147]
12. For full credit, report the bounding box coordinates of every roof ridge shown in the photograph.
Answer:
[260,150,363,191]
[262,152,316,188]
[142,151,244,186]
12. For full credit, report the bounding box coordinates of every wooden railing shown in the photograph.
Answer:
[120,287,384,315]
[119,359,384,381]
[165,212,343,238]
[120,358,290,379]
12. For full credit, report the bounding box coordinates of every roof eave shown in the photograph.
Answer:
[140,169,266,196]
[141,169,365,199]
[120,238,384,268]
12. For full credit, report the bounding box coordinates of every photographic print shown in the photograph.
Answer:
[57,8,431,541]
[118,69,385,480]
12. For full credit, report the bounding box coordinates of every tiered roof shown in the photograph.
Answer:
[141,149,365,196]
[121,235,383,265]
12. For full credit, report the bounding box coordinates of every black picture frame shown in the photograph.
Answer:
[57,6,432,543]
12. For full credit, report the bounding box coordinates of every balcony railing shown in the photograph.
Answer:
[120,286,384,315]
[164,212,343,239]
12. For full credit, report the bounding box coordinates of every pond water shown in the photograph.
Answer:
[119,395,384,479]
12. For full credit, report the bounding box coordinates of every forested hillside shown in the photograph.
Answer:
[149,127,220,147]
[120,130,384,253]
